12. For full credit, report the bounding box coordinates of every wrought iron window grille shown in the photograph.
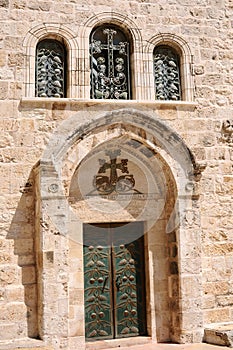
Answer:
[90,26,131,100]
[153,46,181,101]
[36,39,66,98]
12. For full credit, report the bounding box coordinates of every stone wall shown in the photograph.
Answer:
[0,0,233,349]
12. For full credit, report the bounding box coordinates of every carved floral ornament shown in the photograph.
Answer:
[222,120,233,134]
[221,119,233,144]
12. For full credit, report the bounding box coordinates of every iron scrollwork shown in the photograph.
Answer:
[154,46,181,100]
[90,26,130,99]
[36,39,66,98]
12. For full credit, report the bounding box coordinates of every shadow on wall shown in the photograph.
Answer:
[7,169,39,339]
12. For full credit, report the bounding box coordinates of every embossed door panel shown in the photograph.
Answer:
[84,225,113,340]
[83,222,146,341]
[113,222,146,338]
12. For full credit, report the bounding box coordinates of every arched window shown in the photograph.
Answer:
[90,25,131,100]
[153,45,181,101]
[35,39,67,98]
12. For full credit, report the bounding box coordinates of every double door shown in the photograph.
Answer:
[83,222,146,340]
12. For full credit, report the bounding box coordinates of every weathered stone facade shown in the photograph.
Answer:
[0,1,233,349]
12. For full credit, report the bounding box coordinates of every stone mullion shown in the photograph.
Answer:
[133,48,144,100]
[78,38,90,99]
[180,59,194,102]
[25,46,35,98]
[69,48,79,98]
[142,51,155,100]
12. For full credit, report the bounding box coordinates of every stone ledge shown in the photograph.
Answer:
[0,339,53,350]
[20,97,197,112]
[204,323,233,347]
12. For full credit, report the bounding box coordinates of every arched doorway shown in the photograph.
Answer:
[34,108,203,349]
[67,133,177,343]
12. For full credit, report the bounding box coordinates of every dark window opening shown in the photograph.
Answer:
[90,25,131,100]
[153,45,181,101]
[36,39,67,98]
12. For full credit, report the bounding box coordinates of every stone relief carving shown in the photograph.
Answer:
[194,65,204,75]
[221,119,233,144]
[222,120,233,134]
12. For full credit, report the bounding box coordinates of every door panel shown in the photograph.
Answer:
[84,225,113,339]
[113,222,146,337]
[83,222,146,341]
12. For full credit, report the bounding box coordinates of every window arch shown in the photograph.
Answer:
[153,45,181,101]
[35,39,67,98]
[90,24,131,100]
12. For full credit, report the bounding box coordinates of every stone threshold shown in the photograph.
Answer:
[0,339,53,350]
[204,323,233,347]
[85,336,152,349]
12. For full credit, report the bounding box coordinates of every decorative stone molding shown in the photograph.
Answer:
[80,12,142,43]
[78,12,143,99]
[34,107,204,347]
[194,65,205,75]
[23,23,79,98]
[144,33,194,102]
[42,108,197,184]
[20,97,197,110]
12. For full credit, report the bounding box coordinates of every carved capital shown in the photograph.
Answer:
[194,65,204,75]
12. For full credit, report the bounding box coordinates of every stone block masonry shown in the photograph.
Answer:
[0,1,233,349]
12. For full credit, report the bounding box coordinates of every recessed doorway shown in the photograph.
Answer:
[83,222,147,341]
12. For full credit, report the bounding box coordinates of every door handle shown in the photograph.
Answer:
[102,276,108,293]
[116,275,121,291]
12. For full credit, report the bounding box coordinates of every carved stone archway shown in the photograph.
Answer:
[34,108,203,349]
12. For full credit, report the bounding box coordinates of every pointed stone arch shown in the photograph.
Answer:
[43,108,197,177]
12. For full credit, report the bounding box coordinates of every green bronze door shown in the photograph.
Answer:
[83,222,146,341]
